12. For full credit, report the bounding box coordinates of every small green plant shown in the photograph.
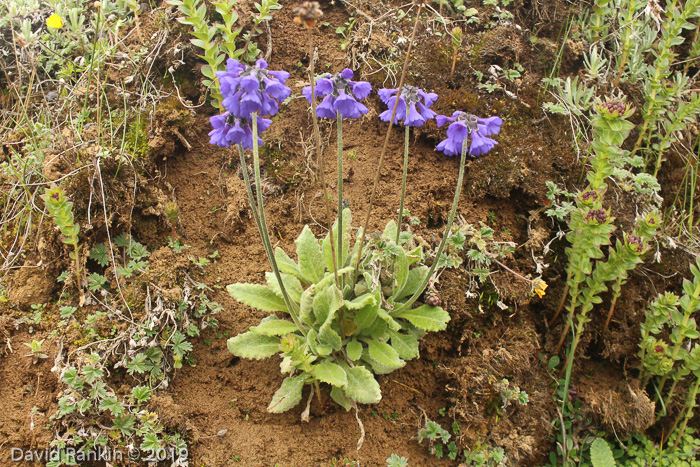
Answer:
[418,419,451,458]
[23,339,48,363]
[165,201,180,237]
[463,446,507,466]
[168,0,281,106]
[42,185,85,304]
[228,211,450,414]
[89,243,110,267]
[449,26,462,76]
[493,378,529,409]
[549,100,661,380]
[168,236,191,253]
[386,454,408,467]
[638,259,700,446]
[335,16,356,51]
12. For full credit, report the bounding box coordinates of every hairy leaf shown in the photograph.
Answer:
[227,332,279,359]
[313,360,347,387]
[330,386,353,411]
[296,225,325,283]
[590,438,616,467]
[392,305,450,331]
[313,284,342,325]
[268,374,308,413]
[389,330,420,360]
[265,272,303,303]
[227,283,288,312]
[250,315,299,336]
[344,365,381,404]
[395,266,428,301]
[346,340,363,361]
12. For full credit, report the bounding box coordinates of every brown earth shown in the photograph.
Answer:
[1,0,697,466]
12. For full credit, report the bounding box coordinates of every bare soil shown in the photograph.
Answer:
[1,1,697,466]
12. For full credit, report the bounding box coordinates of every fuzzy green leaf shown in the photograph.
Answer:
[265,271,303,303]
[590,438,616,467]
[296,225,325,283]
[227,332,279,359]
[395,266,429,301]
[313,284,342,325]
[318,316,342,351]
[406,245,423,265]
[392,305,450,331]
[394,247,409,293]
[250,315,299,336]
[267,374,308,413]
[299,284,315,325]
[346,340,363,361]
[227,283,288,312]
[353,290,380,333]
[389,330,420,360]
[383,220,398,242]
[377,307,402,331]
[344,293,376,310]
[345,365,381,404]
[313,360,347,387]
[330,386,353,411]
[366,340,404,369]
[363,354,398,374]
[274,247,303,278]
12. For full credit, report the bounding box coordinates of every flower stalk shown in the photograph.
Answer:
[251,114,302,323]
[396,125,410,245]
[353,2,424,282]
[337,111,344,277]
[393,135,468,313]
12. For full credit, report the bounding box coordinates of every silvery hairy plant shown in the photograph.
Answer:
[227,210,449,413]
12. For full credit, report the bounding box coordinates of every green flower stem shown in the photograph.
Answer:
[237,144,264,243]
[554,270,584,354]
[353,2,423,285]
[632,0,685,154]
[394,135,468,314]
[613,0,643,87]
[395,125,410,245]
[337,111,344,274]
[249,115,302,329]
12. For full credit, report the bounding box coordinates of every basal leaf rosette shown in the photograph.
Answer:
[226,209,450,413]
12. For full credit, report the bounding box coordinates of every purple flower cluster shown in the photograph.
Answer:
[208,58,290,148]
[208,62,504,158]
[302,69,371,119]
[435,111,502,157]
[209,113,272,149]
[377,85,438,127]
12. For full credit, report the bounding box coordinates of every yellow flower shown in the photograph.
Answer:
[533,278,548,298]
[47,14,63,29]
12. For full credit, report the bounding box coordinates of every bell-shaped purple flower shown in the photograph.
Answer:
[217,58,291,118]
[302,68,371,119]
[208,112,272,150]
[378,85,438,127]
[435,111,502,157]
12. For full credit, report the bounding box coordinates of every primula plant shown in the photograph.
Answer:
[212,2,502,421]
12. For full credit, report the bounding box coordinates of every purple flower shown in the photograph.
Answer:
[302,68,371,119]
[435,111,502,156]
[378,85,438,127]
[217,58,291,118]
[208,112,272,150]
